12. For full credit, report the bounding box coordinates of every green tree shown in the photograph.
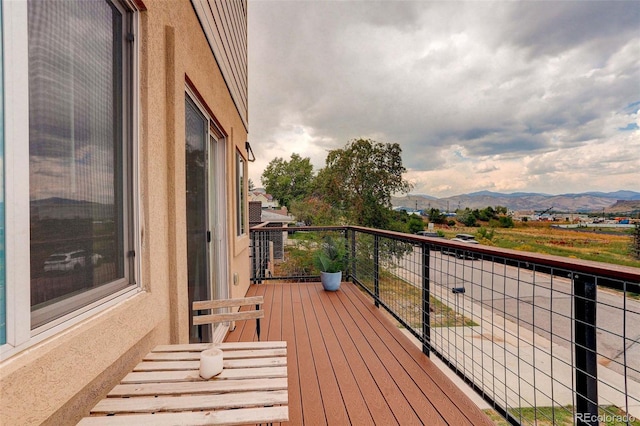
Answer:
[317,138,412,229]
[261,153,314,209]
[383,210,425,234]
[427,208,447,224]
[407,214,425,234]
[458,208,478,227]
[495,205,508,215]
[290,197,338,226]
[498,216,514,228]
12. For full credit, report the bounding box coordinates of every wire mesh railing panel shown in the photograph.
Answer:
[250,226,348,283]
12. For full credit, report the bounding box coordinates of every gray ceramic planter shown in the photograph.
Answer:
[320,271,342,291]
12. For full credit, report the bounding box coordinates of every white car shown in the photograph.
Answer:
[451,233,479,243]
[44,250,102,272]
[445,234,479,259]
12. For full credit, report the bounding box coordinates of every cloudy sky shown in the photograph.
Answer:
[247,1,639,197]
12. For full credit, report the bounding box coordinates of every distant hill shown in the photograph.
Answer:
[392,190,640,213]
[606,200,640,214]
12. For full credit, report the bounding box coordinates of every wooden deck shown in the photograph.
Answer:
[226,281,494,426]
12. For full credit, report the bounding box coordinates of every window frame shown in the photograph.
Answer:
[1,0,141,359]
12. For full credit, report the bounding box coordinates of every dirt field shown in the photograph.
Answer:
[439,221,640,268]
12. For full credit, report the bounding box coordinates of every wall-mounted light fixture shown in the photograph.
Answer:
[245,141,256,162]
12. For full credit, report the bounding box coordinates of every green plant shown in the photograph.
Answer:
[313,235,348,273]
[477,227,495,241]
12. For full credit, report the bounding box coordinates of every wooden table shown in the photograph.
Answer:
[78,341,288,425]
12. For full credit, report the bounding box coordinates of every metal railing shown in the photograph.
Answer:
[250,225,640,426]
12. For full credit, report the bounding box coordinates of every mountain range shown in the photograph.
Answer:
[392,190,640,214]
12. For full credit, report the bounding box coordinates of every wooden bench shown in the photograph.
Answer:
[78,341,288,425]
[193,296,265,341]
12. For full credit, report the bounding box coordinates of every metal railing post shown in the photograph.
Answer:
[422,242,430,357]
[258,231,267,284]
[573,273,598,426]
[374,234,380,308]
[349,229,356,282]
[250,230,257,283]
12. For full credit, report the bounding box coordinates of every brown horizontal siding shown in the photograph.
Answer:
[226,281,494,426]
[191,0,248,128]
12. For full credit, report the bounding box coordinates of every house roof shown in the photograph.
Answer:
[261,209,294,223]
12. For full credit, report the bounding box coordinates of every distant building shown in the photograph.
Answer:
[249,191,279,209]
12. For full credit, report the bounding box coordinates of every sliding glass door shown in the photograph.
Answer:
[185,94,228,343]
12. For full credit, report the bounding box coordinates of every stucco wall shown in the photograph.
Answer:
[0,1,250,424]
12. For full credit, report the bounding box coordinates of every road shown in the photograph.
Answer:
[390,246,640,382]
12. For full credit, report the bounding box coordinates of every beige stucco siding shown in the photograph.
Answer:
[0,1,250,424]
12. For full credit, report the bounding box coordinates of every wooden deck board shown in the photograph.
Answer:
[280,280,303,426]
[299,284,351,425]
[301,284,375,425]
[316,286,401,424]
[321,285,424,425]
[292,282,328,425]
[338,282,482,425]
[226,281,493,426]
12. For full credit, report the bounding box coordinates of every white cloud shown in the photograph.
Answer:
[248,1,640,197]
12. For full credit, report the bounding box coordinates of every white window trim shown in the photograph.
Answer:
[1,0,142,360]
[211,132,229,302]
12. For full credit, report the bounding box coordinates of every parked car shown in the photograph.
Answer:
[416,231,441,237]
[43,250,102,272]
[44,250,87,272]
[444,234,479,260]
[451,233,479,244]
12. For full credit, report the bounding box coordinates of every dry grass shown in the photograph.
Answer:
[441,222,640,268]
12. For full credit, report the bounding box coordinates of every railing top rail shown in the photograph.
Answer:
[251,225,640,282]
[250,224,346,232]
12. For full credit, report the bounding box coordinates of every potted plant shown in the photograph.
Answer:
[313,235,348,291]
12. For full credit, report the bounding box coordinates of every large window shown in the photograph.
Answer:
[2,0,137,348]
[27,0,135,327]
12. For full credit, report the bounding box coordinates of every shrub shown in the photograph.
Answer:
[313,235,348,273]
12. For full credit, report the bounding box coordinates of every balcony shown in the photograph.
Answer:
[248,225,640,425]
[227,280,493,425]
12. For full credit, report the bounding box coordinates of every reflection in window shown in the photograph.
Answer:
[236,151,246,236]
[28,0,132,327]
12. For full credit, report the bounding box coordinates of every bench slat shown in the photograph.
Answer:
[193,296,263,310]
[92,390,288,414]
[193,310,263,326]
[134,356,286,371]
[79,406,288,426]
[122,366,287,383]
[143,348,286,361]
[108,377,288,397]
[152,341,286,353]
